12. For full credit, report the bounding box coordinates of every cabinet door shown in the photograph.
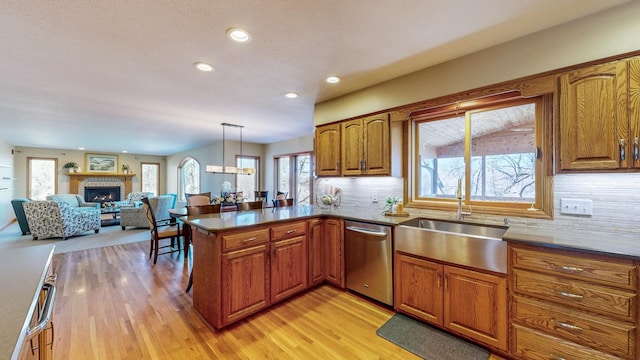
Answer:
[315,123,341,176]
[630,57,640,169]
[559,60,628,170]
[341,119,364,176]
[221,244,270,326]
[394,254,444,326]
[444,265,507,351]
[363,113,390,175]
[324,218,344,287]
[308,219,324,286]
[271,235,308,303]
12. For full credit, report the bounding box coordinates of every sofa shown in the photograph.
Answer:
[11,198,31,235]
[120,195,174,230]
[46,194,99,209]
[23,200,101,240]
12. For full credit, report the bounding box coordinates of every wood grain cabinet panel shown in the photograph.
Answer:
[308,219,325,286]
[222,228,270,251]
[221,244,270,326]
[315,123,341,176]
[271,235,308,303]
[341,114,390,176]
[324,218,344,288]
[395,253,507,351]
[558,55,640,171]
[271,221,307,241]
[509,243,639,360]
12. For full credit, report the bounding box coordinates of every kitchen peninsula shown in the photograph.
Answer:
[182,205,406,330]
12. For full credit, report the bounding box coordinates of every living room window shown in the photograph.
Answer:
[236,156,259,200]
[178,157,200,201]
[408,93,552,218]
[141,162,160,196]
[275,152,312,205]
[28,157,57,200]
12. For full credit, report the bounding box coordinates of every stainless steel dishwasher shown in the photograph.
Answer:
[344,220,393,306]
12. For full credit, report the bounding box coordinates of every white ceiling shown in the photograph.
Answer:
[0,0,629,156]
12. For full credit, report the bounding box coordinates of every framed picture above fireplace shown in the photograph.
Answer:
[86,154,118,173]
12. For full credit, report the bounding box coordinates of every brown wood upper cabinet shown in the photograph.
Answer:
[341,113,390,176]
[315,113,391,177]
[559,56,640,171]
[315,123,341,176]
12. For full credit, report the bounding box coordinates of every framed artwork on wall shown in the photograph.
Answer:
[86,154,118,173]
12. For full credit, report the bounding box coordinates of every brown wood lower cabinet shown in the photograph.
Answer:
[394,253,507,351]
[509,243,639,360]
[192,218,345,330]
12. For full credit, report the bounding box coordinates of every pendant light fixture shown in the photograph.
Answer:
[205,123,255,175]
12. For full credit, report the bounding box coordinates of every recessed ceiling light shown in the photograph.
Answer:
[226,28,252,43]
[122,150,128,153]
[194,62,214,72]
[326,76,340,84]
[285,92,298,99]
[78,147,85,150]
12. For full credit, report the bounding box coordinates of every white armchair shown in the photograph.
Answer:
[23,200,101,240]
[120,195,173,230]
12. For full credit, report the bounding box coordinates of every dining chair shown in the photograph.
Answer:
[236,200,263,211]
[142,197,183,264]
[184,204,221,293]
[186,192,212,206]
[276,191,288,200]
[272,198,294,207]
[254,190,269,205]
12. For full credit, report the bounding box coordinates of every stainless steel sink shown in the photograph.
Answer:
[399,218,507,240]
[396,218,508,273]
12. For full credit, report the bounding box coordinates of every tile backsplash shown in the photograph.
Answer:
[315,173,640,234]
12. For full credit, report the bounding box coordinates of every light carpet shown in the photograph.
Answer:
[377,313,490,360]
[0,222,149,254]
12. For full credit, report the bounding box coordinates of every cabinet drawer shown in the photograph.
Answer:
[512,324,622,360]
[513,295,636,359]
[511,245,637,290]
[222,228,270,251]
[513,269,636,320]
[271,221,307,241]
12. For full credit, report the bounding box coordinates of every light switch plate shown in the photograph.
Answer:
[371,191,379,203]
[560,198,593,216]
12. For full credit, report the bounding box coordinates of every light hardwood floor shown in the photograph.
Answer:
[51,241,506,359]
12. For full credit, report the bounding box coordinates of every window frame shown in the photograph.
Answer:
[235,155,260,200]
[27,157,58,200]
[178,157,200,201]
[407,93,553,219]
[141,162,160,196]
[274,152,314,205]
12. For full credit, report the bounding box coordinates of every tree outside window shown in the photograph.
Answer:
[141,162,160,196]
[28,157,57,200]
[179,157,200,200]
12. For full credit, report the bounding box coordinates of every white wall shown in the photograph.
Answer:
[12,147,167,197]
[0,139,15,228]
[166,140,266,201]
[315,1,640,124]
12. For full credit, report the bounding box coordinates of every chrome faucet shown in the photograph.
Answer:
[456,179,472,220]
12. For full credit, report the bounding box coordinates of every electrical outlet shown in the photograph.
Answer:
[560,198,593,216]
[371,191,379,203]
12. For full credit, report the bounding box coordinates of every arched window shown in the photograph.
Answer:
[178,157,200,200]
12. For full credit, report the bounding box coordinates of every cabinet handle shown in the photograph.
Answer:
[635,137,639,161]
[620,139,626,161]
[559,265,584,273]
[26,283,56,340]
[444,273,448,289]
[437,272,442,289]
[335,162,339,171]
[549,354,567,360]
[553,319,583,332]
[286,229,297,234]
[241,237,257,243]
[556,290,583,299]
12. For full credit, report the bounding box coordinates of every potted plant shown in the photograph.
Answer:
[121,164,130,174]
[63,162,78,173]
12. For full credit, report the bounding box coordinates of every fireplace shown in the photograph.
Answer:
[84,186,121,204]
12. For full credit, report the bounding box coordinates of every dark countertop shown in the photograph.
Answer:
[182,205,640,259]
[182,205,412,231]
[503,225,640,259]
[0,246,54,360]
